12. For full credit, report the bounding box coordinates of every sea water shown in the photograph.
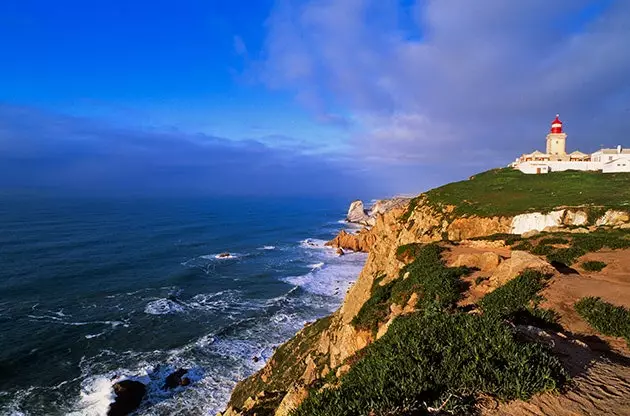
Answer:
[0,196,366,415]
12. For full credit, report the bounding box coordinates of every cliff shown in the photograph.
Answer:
[221,169,630,416]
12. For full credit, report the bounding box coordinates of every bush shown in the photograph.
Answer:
[575,297,630,347]
[293,311,567,416]
[512,241,533,251]
[480,270,547,319]
[581,261,607,272]
[352,244,469,333]
[538,237,569,245]
[531,244,554,256]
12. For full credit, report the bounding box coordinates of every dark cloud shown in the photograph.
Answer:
[262,0,630,171]
[0,104,372,197]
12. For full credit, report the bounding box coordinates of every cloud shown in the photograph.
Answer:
[261,0,630,168]
[0,104,371,197]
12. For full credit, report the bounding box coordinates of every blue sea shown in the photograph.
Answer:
[0,197,367,415]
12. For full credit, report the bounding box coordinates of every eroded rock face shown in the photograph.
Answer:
[326,229,375,253]
[511,210,565,235]
[564,210,588,226]
[596,210,630,227]
[346,200,369,223]
[108,380,146,416]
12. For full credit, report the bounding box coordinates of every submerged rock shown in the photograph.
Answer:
[108,380,146,416]
[218,252,231,258]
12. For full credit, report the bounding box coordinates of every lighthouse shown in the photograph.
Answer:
[545,114,567,158]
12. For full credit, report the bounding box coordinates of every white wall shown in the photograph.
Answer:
[602,155,630,173]
[515,161,600,174]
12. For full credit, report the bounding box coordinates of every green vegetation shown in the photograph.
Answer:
[294,245,567,415]
[475,276,488,285]
[422,168,630,217]
[575,297,630,347]
[480,270,560,330]
[352,244,469,333]
[581,260,607,272]
[293,311,567,416]
[480,270,547,319]
[478,228,630,266]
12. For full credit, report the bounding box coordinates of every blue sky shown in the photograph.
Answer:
[1,1,629,197]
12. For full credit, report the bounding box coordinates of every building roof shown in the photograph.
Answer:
[569,150,589,157]
[593,148,630,155]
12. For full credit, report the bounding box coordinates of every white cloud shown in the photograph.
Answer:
[261,0,630,169]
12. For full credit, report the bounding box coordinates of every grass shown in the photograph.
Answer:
[292,311,567,416]
[581,260,607,272]
[575,297,630,347]
[421,168,630,218]
[352,244,469,333]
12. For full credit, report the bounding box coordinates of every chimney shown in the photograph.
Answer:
[618,145,622,154]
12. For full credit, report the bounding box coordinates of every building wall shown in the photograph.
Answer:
[602,155,630,173]
[546,133,567,156]
[516,161,600,174]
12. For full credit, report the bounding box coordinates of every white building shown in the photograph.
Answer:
[512,115,630,174]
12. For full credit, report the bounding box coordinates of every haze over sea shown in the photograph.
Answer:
[0,196,367,415]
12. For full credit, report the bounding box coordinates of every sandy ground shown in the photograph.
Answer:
[444,244,630,416]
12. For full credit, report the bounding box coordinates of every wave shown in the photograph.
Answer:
[257,245,276,250]
[144,299,186,315]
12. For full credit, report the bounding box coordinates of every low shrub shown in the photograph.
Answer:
[293,311,567,416]
[575,297,630,347]
[581,260,607,272]
[352,244,469,333]
[538,237,570,245]
[512,241,533,251]
[531,244,554,256]
[480,270,547,319]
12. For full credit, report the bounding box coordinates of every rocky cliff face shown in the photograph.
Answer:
[221,194,630,416]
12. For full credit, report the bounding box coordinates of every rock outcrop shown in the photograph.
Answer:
[108,380,146,416]
[345,197,411,226]
[346,200,370,224]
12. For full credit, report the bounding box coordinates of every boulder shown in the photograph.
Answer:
[108,380,146,416]
[163,368,189,390]
[489,251,555,288]
[218,252,231,258]
[336,248,345,256]
[450,252,502,273]
[346,200,370,224]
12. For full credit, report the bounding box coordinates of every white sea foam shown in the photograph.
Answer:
[144,299,186,315]
[299,238,329,249]
[308,262,325,270]
[284,252,367,299]
[258,245,276,250]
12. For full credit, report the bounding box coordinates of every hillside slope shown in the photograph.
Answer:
[220,169,630,416]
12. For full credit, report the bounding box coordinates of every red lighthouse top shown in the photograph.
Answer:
[550,114,563,134]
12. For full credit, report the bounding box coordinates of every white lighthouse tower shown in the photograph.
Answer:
[545,114,567,159]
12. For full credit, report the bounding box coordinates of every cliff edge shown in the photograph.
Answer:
[221,169,630,416]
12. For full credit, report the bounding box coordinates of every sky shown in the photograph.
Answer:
[1,0,629,197]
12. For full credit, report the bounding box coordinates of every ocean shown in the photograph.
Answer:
[0,196,367,415]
